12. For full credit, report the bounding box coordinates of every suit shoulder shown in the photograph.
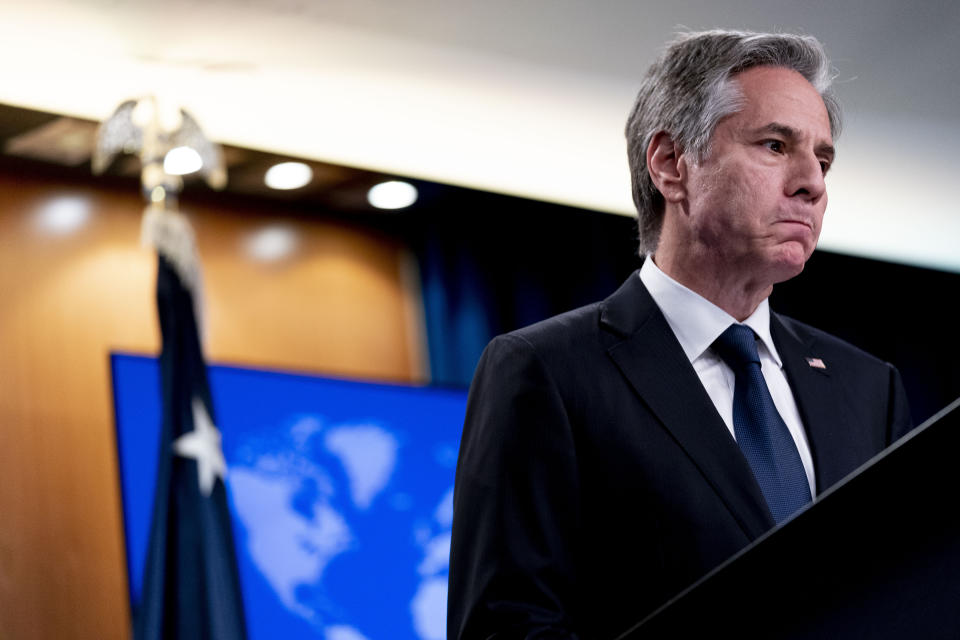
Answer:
[501,302,604,352]
[475,303,607,382]
[775,313,890,368]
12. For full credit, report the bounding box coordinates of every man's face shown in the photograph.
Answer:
[679,65,834,286]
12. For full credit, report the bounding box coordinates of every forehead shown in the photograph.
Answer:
[725,66,832,142]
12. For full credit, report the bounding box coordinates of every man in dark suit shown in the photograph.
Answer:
[448,30,913,640]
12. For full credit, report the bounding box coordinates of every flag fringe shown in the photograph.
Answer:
[141,203,201,295]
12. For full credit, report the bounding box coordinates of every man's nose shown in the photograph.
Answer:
[786,152,827,202]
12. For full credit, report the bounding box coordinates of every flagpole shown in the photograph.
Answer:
[94,97,247,640]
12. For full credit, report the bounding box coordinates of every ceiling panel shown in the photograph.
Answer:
[0,0,957,271]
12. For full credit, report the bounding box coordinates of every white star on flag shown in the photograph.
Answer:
[173,397,227,497]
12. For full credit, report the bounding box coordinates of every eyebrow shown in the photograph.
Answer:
[753,122,836,161]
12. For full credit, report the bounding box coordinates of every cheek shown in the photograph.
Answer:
[814,194,828,233]
[691,166,763,235]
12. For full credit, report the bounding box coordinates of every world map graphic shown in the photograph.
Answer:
[111,354,467,640]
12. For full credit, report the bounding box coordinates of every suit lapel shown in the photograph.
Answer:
[770,314,855,493]
[601,274,775,539]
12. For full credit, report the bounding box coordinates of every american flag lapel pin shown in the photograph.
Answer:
[806,357,827,370]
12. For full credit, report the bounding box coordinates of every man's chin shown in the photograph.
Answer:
[768,245,813,284]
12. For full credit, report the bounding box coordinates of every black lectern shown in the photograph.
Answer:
[619,396,960,639]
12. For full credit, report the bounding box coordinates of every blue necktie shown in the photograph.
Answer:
[713,324,811,524]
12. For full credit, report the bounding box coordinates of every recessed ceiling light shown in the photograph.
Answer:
[264,162,313,190]
[163,146,203,175]
[367,180,417,210]
[244,225,298,262]
[35,195,91,234]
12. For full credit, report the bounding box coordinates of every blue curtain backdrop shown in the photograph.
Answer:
[412,187,642,388]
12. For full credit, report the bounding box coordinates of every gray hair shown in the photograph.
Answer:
[625,30,842,254]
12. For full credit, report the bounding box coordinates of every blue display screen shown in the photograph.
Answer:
[110,353,467,640]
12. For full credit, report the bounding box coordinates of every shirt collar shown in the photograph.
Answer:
[638,258,783,367]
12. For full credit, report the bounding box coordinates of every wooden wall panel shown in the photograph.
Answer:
[0,171,425,639]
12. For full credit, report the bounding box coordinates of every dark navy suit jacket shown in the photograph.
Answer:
[448,271,913,640]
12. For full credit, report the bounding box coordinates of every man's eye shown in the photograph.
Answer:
[819,160,831,175]
[763,140,785,153]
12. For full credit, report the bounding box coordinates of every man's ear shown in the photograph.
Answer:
[646,131,687,203]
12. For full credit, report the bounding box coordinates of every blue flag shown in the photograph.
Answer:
[135,250,248,640]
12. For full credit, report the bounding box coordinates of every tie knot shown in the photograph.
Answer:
[714,324,761,368]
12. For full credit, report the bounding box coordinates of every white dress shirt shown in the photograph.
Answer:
[639,258,817,495]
